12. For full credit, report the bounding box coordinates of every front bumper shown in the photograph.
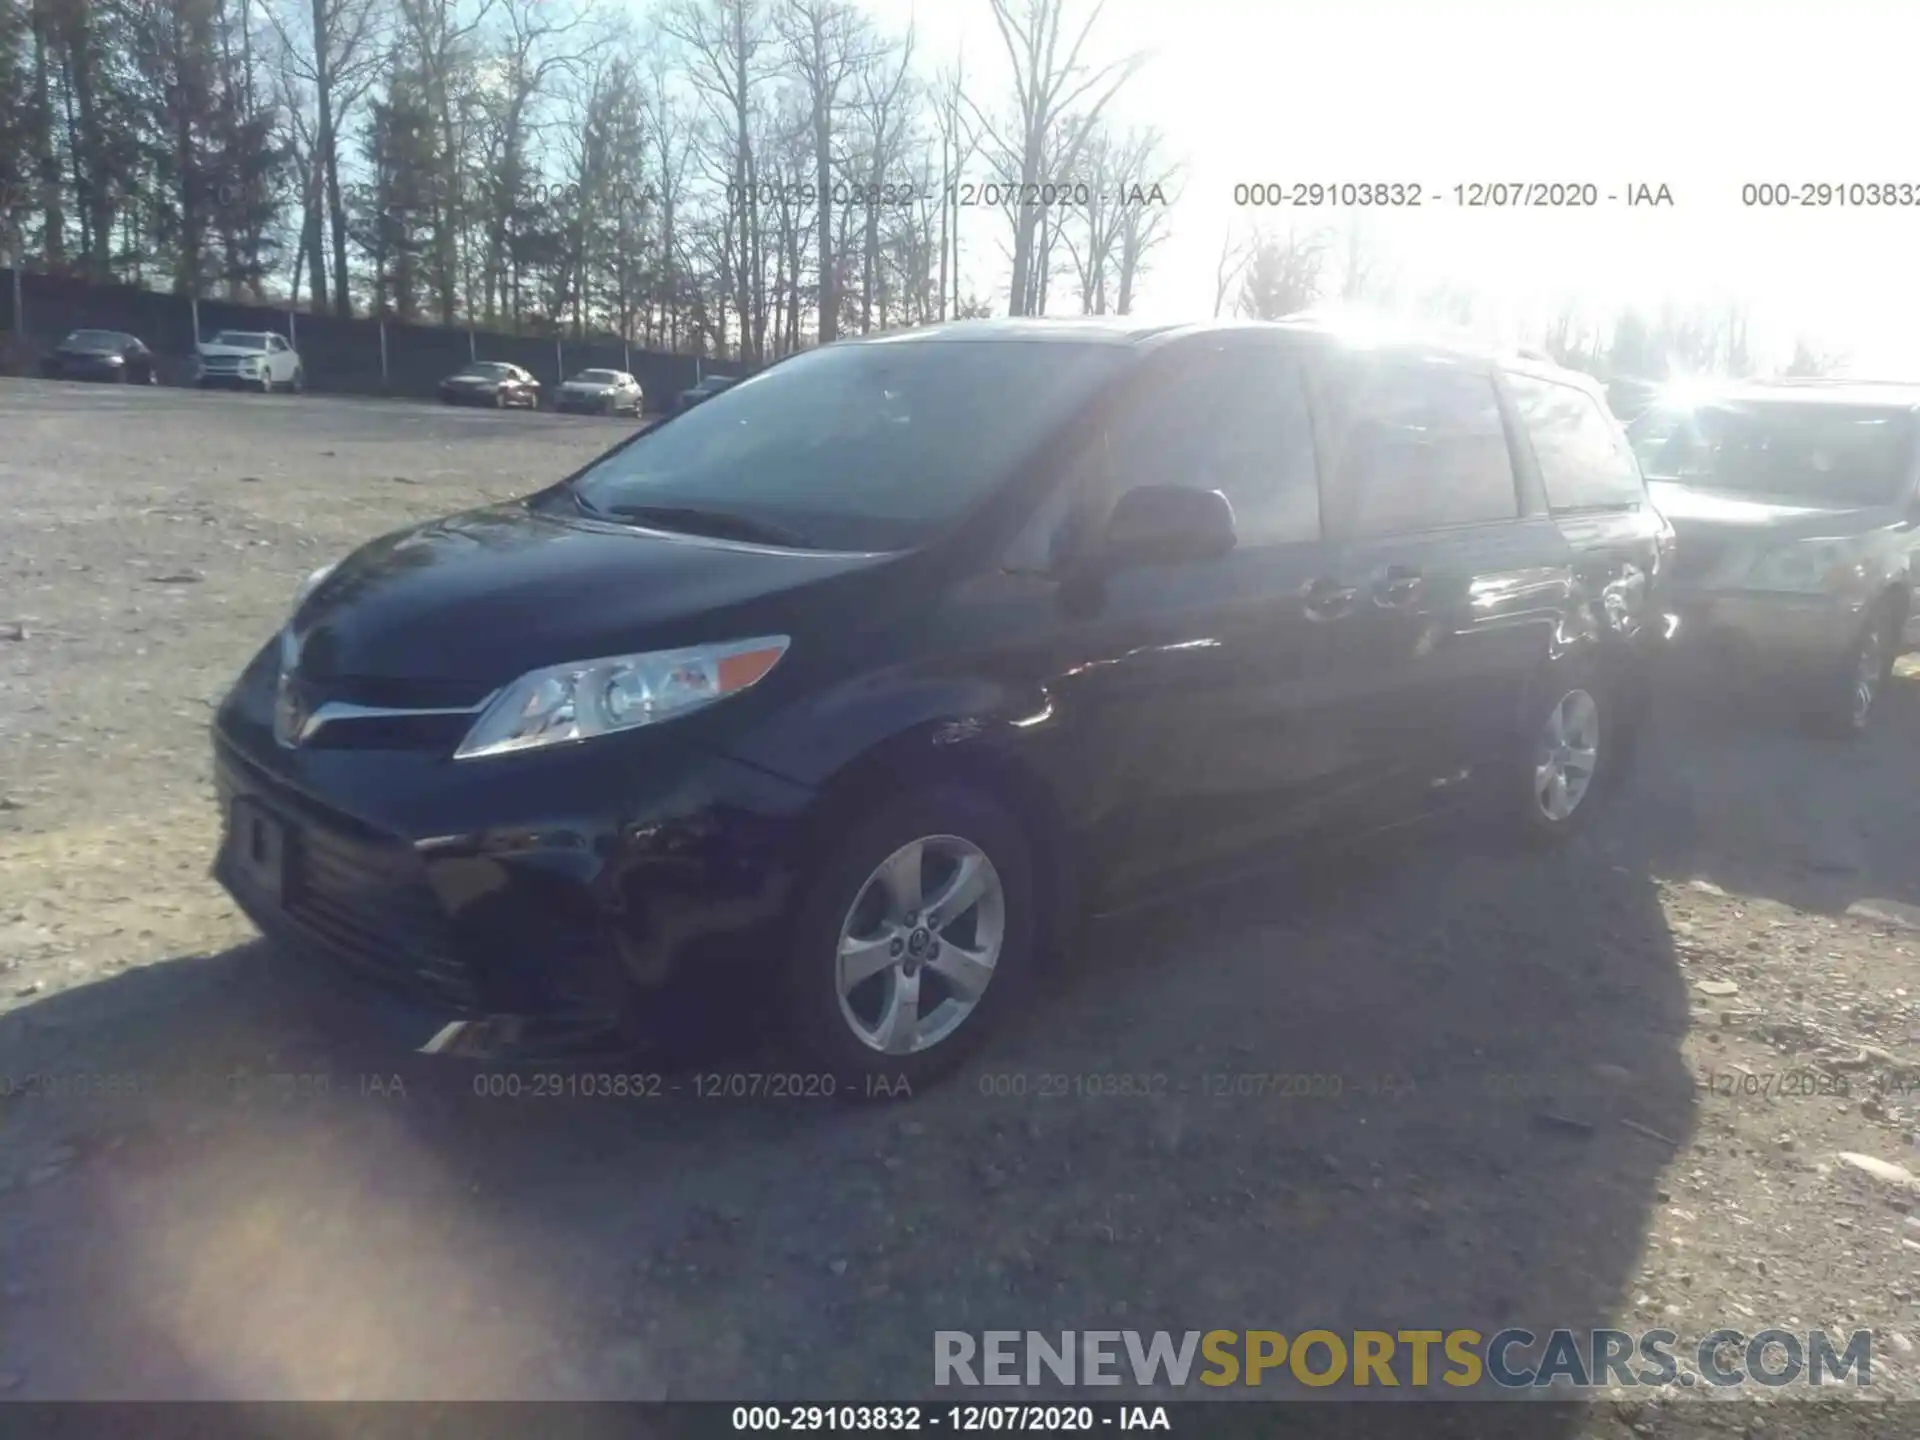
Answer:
[44,358,127,381]
[1665,586,1866,677]
[198,370,265,388]
[556,393,615,413]
[210,647,817,1055]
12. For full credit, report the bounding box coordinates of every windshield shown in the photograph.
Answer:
[209,332,269,350]
[566,339,1129,550]
[1632,401,1915,507]
[573,370,621,384]
[461,363,514,378]
[67,330,127,349]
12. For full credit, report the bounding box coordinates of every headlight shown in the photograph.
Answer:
[291,561,338,612]
[1741,540,1864,594]
[240,357,262,371]
[103,354,124,365]
[454,636,790,760]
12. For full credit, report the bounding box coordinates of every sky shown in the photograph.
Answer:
[853,0,1920,374]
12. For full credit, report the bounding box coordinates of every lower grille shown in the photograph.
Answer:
[215,748,477,1012]
[1668,534,1730,583]
[284,823,478,1011]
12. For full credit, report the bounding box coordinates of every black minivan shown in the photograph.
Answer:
[212,318,1669,1088]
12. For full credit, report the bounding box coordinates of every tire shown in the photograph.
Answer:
[1501,661,1612,845]
[290,367,304,394]
[493,389,507,409]
[783,786,1038,1095]
[1808,602,1899,739]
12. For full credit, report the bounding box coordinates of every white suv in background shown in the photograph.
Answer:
[195,330,304,393]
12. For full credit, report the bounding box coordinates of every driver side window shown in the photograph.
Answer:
[1104,343,1321,548]
[1001,344,1322,573]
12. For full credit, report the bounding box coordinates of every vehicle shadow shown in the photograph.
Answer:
[1632,665,1920,919]
[0,792,1693,1410]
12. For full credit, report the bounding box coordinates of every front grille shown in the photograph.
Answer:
[303,712,471,751]
[284,823,478,1010]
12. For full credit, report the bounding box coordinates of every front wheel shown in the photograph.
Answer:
[290,367,304,394]
[783,788,1037,1094]
[1809,605,1898,739]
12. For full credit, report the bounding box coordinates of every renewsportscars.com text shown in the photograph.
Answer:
[933,1328,1873,1390]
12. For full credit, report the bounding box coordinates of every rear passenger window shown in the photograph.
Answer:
[1320,355,1518,536]
[1507,373,1647,509]
[1106,345,1321,547]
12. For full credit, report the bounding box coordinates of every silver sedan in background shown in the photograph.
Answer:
[556,369,644,416]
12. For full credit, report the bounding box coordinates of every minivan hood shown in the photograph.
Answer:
[1645,480,1891,539]
[291,502,893,687]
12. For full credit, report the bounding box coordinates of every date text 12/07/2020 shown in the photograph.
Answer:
[728,180,1172,209]
[1230,181,1676,208]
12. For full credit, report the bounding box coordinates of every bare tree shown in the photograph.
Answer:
[266,0,385,313]
[849,22,912,334]
[1782,337,1842,377]
[662,0,773,363]
[1210,221,1252,318]
[1110,124,1173,315]
[975,0,1141,316]
[1237,225,1326,319]
[775,0,877,344]
[473,0,593,324]
[930,53,975,321]
[626,36,685,346]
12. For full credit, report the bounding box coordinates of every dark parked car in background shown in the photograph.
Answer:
[41,329,158,384]
[438,361,542,409]
[556,368,644,416]
[212,318,1665,1092]
[673,373,737,413]
[1630,380,1920,735]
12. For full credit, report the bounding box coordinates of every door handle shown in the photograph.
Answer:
[1301,577,1359,621]
[1372,564,1423,608]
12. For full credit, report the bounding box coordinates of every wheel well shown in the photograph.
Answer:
[1877,584,1909,627]
[797,734,1081,959]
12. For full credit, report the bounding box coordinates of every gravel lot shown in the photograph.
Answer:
[4,378,1920,1428]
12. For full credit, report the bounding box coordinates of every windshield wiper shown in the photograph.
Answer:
[596,501,813,549]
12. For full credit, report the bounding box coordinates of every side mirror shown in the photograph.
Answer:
[1096,485,1237,570]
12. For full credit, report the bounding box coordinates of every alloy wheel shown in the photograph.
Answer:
[1534,688,1600,823]
[834,834,1005,1055]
